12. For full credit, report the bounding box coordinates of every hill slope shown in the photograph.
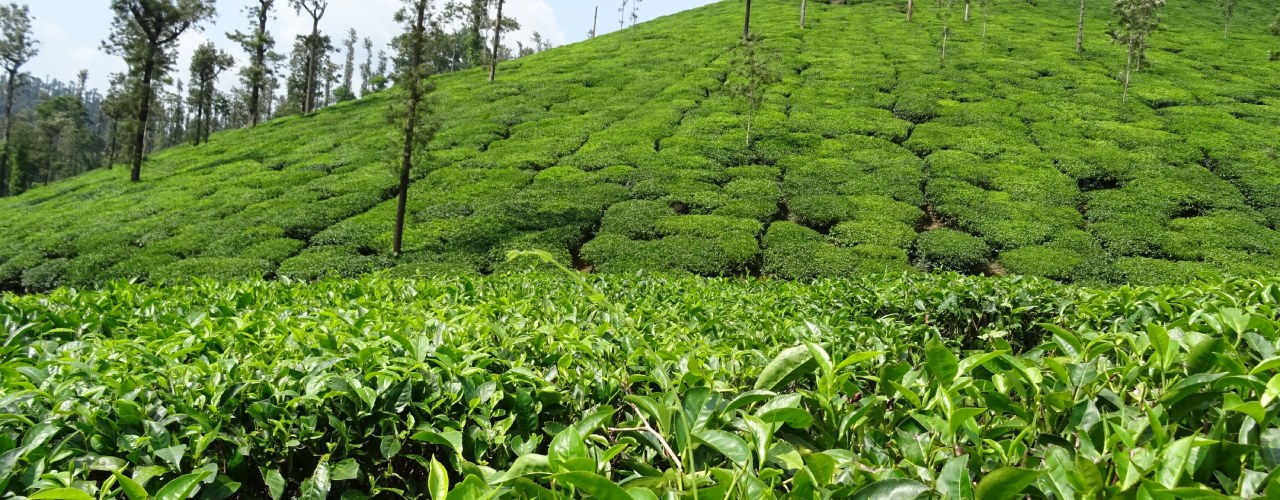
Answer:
[2,0,1280,291]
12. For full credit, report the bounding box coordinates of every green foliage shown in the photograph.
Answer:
[5,273,1280,497]
[915,228,990,273]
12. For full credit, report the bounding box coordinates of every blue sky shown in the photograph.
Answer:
[25,0,719,92]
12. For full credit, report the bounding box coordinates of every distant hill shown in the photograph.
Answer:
[2,0,1279,292]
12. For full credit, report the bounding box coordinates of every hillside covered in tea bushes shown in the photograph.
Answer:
[3,0,1280,290]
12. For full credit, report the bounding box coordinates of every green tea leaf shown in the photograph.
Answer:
[331,459,359,481]
[113,472,149,500]
[936,455,972,500]
[549,426,587,471]
[446,475,491,500]
[694,429,750,464]
[553,472,632,500]
[755,344,817,391]
[29,488,95,500]
[975,467,1040,500]
[851,478,929,499]
[155,470,213,500]
[428,456,448,500]
[1156,437,1194,489]
[261,468,286,500]
[199,475,241,500]
[925,339,959,384]
[154,444,187,468]
[1040,323,1082,358]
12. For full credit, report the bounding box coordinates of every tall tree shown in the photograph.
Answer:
[800,0,807,29]
[35,95,98,183]
[75,70,88,100]
[728,34,778,149]
[342,28,356,91]
[360,36,374,94]
[101,73,133,169]
[590,5,598,38]
[466,0,488,68]
[487,0,504,81]
[743,0,752,41]
[0,2,37,197]
[289,0,328,113]
[390,0,439,256]
[1110,0,1165,103]
[105,0,216,183]
[907,0,915,22]
[188,42,233,145]
[1077,0,1086,53]
[228,0,276,128]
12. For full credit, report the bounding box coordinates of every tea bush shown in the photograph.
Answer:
[5,272,1280,497]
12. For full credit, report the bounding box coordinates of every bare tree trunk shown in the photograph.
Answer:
[743,0,752,40]
[907,0,914,21]
[488,0,505,82]
[394,2,428,257]
[106,121,118,170]
[964,0,970,21]
[800,0,807,29]
[131,53,157,183]
[249,4,269,127]
[941,26,949,66]
[1122,47,1132,104]
[1223,16,1231,39]
[0,68,17,197]
[1076,0,1086,54]
[304,16,320,113]
[591,6,598,38]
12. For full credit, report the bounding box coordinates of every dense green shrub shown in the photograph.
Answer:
[278,247,390,280]
[830,220,917,249]
[914,229,990,273]
[599,200,678,239]
[150,258,275,283]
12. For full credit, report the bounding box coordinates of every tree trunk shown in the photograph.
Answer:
[964,0,970,22]
[304,16,320,113]
[800,0,807,29]
[131,52,157,183]
[0,68,17,197]
[204,92,213,143]
[1122,47,1132,104]
[192,96,203,145]
[1223,16,1231,39]
[394,3,428,257]
[249,7,269,127]
[488,0,505,82]
[591,6,598,38]
[1076,0,1085,54]
[907,0,914,22]
[941,26,949,66]
[743,0,752,40]
[106,121,118,170]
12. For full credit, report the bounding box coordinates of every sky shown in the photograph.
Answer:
[25,0,719,94]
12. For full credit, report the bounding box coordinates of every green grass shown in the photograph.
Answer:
[3,270,1280,497]
[2,0,1280,289]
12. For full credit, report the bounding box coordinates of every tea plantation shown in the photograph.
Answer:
[6,0,1280,498]
[3,271,1280,498]
[3,0,1280,290]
